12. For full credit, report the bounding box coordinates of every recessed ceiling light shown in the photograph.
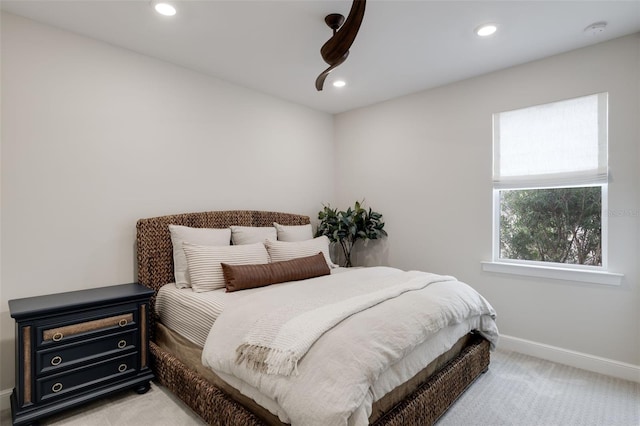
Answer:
[475,24,497,37]
[333,80,346,88]
[154,2,176,16]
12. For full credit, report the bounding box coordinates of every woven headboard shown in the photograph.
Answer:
[136,210,310,293]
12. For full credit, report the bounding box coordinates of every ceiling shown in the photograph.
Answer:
[2,1,639,114]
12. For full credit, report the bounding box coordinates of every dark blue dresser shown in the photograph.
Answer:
[9,283,155,425]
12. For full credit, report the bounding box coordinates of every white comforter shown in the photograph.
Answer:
[202,267,498,426]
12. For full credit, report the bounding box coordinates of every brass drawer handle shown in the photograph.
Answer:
[118,319,128,327]
[118,363,127,373]
[52,332,64,342]
[52,382,63,393]
[51,356,63,366]
[117,340,127,349]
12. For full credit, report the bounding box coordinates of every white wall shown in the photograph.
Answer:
[2,10,638,407]
[0,12,334,394]
[335,34,640,368]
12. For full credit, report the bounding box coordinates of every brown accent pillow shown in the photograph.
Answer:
[221,252,330,292]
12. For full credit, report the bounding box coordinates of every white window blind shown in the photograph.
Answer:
[493,93,608,189]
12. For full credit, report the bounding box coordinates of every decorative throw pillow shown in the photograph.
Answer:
[230,226,277,245]
[221,252,330,292]
[183,242,270,292]
[273,222,313,242]
[168,225,231,289]
[265,236,336,268]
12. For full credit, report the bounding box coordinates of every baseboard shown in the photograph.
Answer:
[1,388,11,412]
[499,334,640,383]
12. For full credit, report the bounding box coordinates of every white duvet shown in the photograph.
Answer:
[202,267,498,426]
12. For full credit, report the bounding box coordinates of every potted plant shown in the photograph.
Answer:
[315,201,387,267]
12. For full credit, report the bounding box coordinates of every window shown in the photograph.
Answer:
[492,93,608,270]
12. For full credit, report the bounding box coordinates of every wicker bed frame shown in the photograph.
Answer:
[136,210,490,426]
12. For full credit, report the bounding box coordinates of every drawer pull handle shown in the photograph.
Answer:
[52,332,64,342]
[118,319,128,327]
[52,382,63,393]
[51,356,63,366]
[117,340,127,349]
[118,363,127,373]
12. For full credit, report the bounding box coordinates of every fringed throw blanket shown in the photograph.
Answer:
[203,267,498,426]
[235,271,456,376]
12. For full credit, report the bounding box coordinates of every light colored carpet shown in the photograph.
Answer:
[438,350,639,426]
[2,348,638,425]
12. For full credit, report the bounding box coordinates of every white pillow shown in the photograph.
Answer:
[265,236,337,269]
[230,226,277,245]
[273,222,313,242]
[169,225,231,289]
[183,242,270,292]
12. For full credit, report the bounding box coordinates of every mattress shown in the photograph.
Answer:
[155,268,353,347]
[155,284,228,347]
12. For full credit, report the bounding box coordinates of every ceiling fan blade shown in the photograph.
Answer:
[315,52,349,91]
[320,0,366,66]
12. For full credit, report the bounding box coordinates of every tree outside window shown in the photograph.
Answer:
[499,187,602,266]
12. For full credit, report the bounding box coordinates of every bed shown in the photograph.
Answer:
[136,210,497,426]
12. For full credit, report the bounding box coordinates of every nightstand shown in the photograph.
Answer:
[8,283,155,426]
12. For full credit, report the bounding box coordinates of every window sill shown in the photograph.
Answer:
[481,261,623,286]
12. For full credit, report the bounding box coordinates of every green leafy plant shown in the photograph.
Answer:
[315,201,387,267]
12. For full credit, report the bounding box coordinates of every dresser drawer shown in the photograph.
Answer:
[36,303,138,348]
[36,330,137,376]
[37,352,138,403]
